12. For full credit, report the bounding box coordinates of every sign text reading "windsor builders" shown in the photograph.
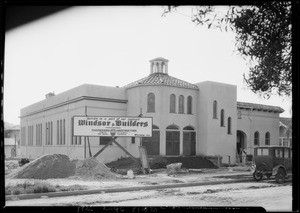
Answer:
[73,116,152,137]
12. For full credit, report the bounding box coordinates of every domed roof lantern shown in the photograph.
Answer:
[149,57,169,74]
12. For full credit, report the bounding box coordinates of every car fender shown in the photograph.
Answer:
[272,165,286,176]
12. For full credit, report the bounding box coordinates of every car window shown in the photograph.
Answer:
[284,148,290,158]
[257,148,269,156]
[275,149,283,158]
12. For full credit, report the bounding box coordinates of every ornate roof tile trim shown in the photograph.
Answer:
[124,73,199,90]
[237,101,284,113]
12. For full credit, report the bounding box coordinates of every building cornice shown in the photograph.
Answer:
[20,96,127,118]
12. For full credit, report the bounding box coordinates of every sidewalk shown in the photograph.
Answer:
[6,167,253,201]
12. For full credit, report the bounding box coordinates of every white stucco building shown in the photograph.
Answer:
[19,57,284,164]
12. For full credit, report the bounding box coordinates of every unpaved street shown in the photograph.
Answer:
[6,180,292,211]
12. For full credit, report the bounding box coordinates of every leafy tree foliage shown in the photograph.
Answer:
[163,2,292,97]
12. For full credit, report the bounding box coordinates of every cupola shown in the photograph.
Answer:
[149,57,169,74]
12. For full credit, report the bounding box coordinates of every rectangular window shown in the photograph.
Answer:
[284,148,290,158]
[50,122,53,145]
[60,120,62,145]
[36,124,38,145]
[27,125,34,146]
[257,148,269,156]
[63,119,66,145]
[275,148,283,158]
[36,124,42,146]
[21,127,26,145]
[131,137,135,144]
[40,124,42,145]
[57,120,59,145]
[100,137,111,145]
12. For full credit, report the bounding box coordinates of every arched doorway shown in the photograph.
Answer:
[166,125,180,155]
[236,130,247,153]
[183,126,196,156]
[141,125,160,155]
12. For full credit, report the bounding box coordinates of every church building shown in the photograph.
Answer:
[19,57,284,164]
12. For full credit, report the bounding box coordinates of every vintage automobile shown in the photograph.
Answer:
[251,146,292,183]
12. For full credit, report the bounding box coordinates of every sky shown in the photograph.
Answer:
[4,6,292,125]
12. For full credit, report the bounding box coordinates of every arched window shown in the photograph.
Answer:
[147,93,155,112]
[265,132,270,145]
[183,126,196,156]
[187,96,192,114]
[183,126,194,130]
[213,100,218,119]
[178,95,184,114]
[170,94,176,113]
[227,117,232,134]
[254,131,260,146]
[166,125,180,155]
[220,109,225,126]
[166,125,179,130]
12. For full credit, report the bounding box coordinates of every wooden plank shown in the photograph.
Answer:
[93,138,113,158]
[87,137,92,157]
[139,146,150,173]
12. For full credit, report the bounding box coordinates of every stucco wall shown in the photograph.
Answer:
[20,84,128,162]
[196,81,237,164]
[125,85,199,156]
[237,108,280,155]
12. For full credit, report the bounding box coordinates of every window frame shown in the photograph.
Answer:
[254,131,260,146]
[170,94,176,113]
[213,100,218,119]
[227,117,232,134]
[265,132,270,145]
[220,109,225,127]
[178,95,184,114]
[187,96,192,114]
[147,93,155,113]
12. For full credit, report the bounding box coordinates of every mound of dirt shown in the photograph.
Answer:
[165,156,218,169]
[9,154,76,179]
[148,157,168,169]
[74,157,118,180]
[105,156,217,171]
[106,157,141,171]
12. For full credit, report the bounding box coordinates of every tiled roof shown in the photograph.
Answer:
[124,73,199,90]
[279,117,292,132]
[279,117,292,126]
[237,101,284,113]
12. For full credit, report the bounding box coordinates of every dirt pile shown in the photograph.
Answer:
[165,156,218,169]
[9,154,76,179]
[148,157,168,169]
[74,157,118,180]
[106,157,140,170]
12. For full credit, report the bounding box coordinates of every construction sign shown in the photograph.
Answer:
[73,116,152,137]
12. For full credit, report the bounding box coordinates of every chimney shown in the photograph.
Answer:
[45,92,55,99]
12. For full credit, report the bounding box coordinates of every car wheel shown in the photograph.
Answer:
[275,168,285,184]
[253,170,263,181]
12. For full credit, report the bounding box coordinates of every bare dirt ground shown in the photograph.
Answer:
[5,167,293,211]
[5,167,250,191]
[5,157,293,211]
